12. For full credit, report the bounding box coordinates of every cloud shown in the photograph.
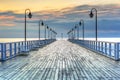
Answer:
[0,23,15,27]
[0,15,15,20]
[0,4,120,38]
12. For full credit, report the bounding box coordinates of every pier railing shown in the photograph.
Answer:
[0,39,56,61]
[68,39,120,61]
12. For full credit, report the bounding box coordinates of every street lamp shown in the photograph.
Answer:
[61,33,63,39]
[79,19,84,40]
[46,26,49,39]
[24,9,32,51]
[89,8,98,41]
[50,28,52,39]
[44,24,47,40]
[70,30,72,39]
[74,26,77,39]
[55,32,57,39]
[75,24,79,39]
[39,20,44,40]
[67,31,70,39]
[72,28,74,39]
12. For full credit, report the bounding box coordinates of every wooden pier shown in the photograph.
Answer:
[0,40,120,80]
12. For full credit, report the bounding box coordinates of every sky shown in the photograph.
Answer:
[0,0,120,38]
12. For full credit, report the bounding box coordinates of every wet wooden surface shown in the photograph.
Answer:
[0,40,120,80]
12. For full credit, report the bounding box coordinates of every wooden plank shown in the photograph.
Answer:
[0,40,120,80]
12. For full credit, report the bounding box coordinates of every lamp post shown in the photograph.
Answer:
[70,30,72,39]
[67,31,70,39]
[75,24,79,39]
[68,31,69,39]
[77,24,79,40]
[89,8,98,41]
[44,24,47,40]
[39,20,44,40]
[70,30,73,39]
[47,26,49,39]
[72,28,74,39]
[74,26,77,39]
[79,19,84,40]
[55,32,57,39]
[50,28,52,39]
[24,9,32,51]
[61,33,63,39]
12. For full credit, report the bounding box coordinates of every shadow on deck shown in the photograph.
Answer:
[0,40,120,80]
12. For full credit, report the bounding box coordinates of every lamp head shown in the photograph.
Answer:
[72,28,74,31]
[75,26,77,29]
[79,21,82,26]
[89,11,94,18]
[28,12,32,18]
[47,26,49,29]
[41,21,44,26]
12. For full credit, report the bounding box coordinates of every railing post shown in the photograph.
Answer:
[109,43,111,57]
[30,41,32,49]
[14,43,16,56]
[22,42,24,51]
[10,43,12,58]
[29,41,30,50]
[31,41,34,49]
[98,42,100,51]
[101,42,103,53]
[95,41,97,51]
[89,41,91,48]
[93,41,95,49]
[26,41,29,50]
[87,41,89,48]
[105,43,107,55]
[115,43,119,60]
[18,42,20,53]
[1,43,6,61]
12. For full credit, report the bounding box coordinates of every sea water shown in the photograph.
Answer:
[0,38,41,43]
[0,38,120,43]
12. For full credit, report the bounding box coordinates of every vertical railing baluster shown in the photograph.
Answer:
[89,41,91,49]
[95,41,97,51]
[115,43,119,60]
[27,41,29,50]
[22,42,24,51]
[105,43,107,55]
[109,43,111,57]
[18,42,20,53]
[14,43,16,56]
[30,41,32,50]
[1,43,6,61]
[101,42,103,53]
[98,42,100,51]
[10,43,12,58]
[28,41,30,51]
[93,41,95,50]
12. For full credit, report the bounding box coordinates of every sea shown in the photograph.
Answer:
[0,38,120,43]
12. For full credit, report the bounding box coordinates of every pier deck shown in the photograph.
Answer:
[0,40,120,80]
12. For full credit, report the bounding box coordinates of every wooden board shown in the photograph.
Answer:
[0,40,120,80]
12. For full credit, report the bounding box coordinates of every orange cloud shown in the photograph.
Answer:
[0,22,15,27]
[0,15,15,20]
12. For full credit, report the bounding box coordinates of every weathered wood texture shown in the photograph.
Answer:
[0,40,120,80]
